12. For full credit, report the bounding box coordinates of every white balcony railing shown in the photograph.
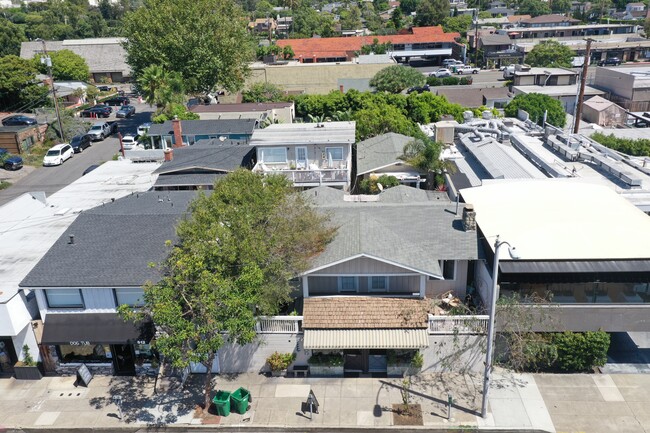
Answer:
[265,168,348,184]
[255,316,303,333]
[428,315,489,335]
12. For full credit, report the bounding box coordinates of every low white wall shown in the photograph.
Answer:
[217,333,308,374]
[421,334,485,374]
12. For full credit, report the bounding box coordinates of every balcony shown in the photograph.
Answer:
[255,316,302,333]
[254,162,348,186]
[428,314,489,334]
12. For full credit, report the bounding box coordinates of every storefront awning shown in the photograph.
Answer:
[304,329,429,350]
[41,313,153,345]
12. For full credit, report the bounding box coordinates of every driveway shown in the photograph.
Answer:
[0,100,155,207]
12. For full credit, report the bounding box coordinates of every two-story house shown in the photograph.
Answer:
[20,191,198,376]
[251,122,355,190]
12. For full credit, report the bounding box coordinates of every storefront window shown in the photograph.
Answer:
[134,343,156,364]
[58,344,112,363]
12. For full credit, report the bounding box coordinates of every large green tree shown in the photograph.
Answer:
[122,0,255,94]
[0,20,27,57]
[517,0,551,16]
[34,49,90,81]
[369,65,426,93]
[120,170,334,411]
[399,138,444,188]
[137,64,185,109]
[504,93,566,127]
[0,55,49,112]
[525,40,573,68]
[242,82,287,103]
[414,0,450,26]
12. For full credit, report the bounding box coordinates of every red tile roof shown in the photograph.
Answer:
[277,26,460,59]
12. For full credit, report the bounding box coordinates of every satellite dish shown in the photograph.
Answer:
[377,183,384,191]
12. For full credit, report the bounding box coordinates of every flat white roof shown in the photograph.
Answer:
[460,179,650,260]
[0,161,159,303]
[513,85,604,97]
[251,121,356,146]
[514,67,576,76]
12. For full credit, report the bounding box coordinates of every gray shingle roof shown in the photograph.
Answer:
[147,119,258,137]
[20,39,130,76]
[479,33,513,46]
[356,133,416,175]
[154,173,224,187]
[153,145,254,175]
[20,191,199,288]
[305,192,478,276]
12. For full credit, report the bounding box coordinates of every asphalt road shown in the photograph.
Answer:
[0,100,155,207]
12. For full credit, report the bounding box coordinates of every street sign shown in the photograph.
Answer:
[76,364,93,387]
[307,389,319,419]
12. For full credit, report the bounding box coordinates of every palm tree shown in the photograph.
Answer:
[137,65,185,109]
[399,139,455,190]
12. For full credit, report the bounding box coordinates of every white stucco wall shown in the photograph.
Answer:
[217,333,308,374]
[422,334,485,374]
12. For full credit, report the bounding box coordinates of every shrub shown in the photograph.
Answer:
[459,76,473,85]
[359,174,400,194]
[20,344,36,367]
[441,76,460,86]
[308,352,343,366]
[411,351,423,369]
[426,76,442,86]
[551,331,610,372]
[266,351,295,371]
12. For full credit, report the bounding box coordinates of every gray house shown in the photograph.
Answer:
[251,122,355,190]
[356,133,424,188]
[146,119,258,149]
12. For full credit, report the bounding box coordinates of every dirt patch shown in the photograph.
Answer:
[0,165,35,182]
[193,404,222,425]
[392,403,423,426]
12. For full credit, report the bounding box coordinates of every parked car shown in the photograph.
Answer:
[82,164,100,176]
[43,143,74,166]
[2,115,37,126]
[431,68,452,78]
[0,148,23,171]
[81,105,112,118]
[70,134,92,153]
[121,134,140,150]
[116,105,136,118]
[87,122,114,141]
[598,57,621,66]
[442,59,463,68]
[406,84,431,94]
[104,96,130,106]
[456,65,480,74]
[97,85,112,92]
[137,122,152,136]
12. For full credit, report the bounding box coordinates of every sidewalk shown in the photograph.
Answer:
[0,369,555,431]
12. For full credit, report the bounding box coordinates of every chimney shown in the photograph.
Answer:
[462,204,476,231]
[164,148,174,161]
[172,116,183,148]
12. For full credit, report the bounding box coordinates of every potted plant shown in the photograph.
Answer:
[387,350,422,377]
[14,345,42,380]
[308,352,344,376]
[266,351,295,377]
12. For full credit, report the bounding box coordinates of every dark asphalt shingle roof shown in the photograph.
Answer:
[154,173,224,187]
[153,145,255,175]
[20,191,199,288]
[147,119,258,137]
[356,133,416,175]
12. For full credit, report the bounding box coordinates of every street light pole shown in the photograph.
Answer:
[481,235,519,419]
[36,38,65,142]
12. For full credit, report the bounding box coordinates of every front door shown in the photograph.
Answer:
[111,344,136,376]
[344,350,366,372]
[295,146,308,169]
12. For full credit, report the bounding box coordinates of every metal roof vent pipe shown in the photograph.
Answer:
[68,235,75,245]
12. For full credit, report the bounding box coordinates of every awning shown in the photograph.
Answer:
[41,313,153,345]
[500,260,650,274]
[304,329,429,350]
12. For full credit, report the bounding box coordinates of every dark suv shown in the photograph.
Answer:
[81,105,112,118]
[70,134,92,153]
[598,57,621,66]
[104,96,130,106]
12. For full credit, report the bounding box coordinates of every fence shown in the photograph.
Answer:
[428,315,489,334]
[255,316,302,333]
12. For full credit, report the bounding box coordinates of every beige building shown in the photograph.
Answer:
[581,95,627,127]
[593,66,650,112]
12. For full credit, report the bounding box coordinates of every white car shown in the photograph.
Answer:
[431,68,452,78]
[121,134,140,151]
[43,143,74,166]
[137,122,152,136]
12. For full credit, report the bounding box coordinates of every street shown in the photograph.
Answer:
[0,100,154,207]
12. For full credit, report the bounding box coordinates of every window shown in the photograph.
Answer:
[114,288,144,307]
[45,289,84,308]
[58,344,111,364]
[369,276,388,292]
[338,276,358,293]
[440,260,456,280]
[326,147,343,161]
[261,147,287,163]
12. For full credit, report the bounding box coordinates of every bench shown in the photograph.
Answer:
[288,365,310,378]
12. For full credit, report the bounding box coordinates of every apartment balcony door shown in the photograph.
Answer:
[295,146,308,169]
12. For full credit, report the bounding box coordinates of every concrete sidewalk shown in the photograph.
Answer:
[0,370,557,431]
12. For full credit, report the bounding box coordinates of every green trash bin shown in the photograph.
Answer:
[212,390,231,416]
[230,387,250,414]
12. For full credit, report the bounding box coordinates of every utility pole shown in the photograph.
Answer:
[473,9,479,66]
[36,38,65,142]
[573,38,593,134]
